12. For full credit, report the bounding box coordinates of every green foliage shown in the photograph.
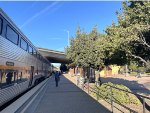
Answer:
[145,61,150,72]
[66,1,150,70]
[128,61,146,74]
[66,26,104,69]
[105,1,150,67]
[128,61,139,71]
[94,82,140,105]
[138,66,145,73]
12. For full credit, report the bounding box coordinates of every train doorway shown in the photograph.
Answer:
[29,66,34,86]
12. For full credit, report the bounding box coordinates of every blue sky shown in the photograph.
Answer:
[0,1,122,52]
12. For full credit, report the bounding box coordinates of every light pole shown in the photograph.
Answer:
[64,30,69,46]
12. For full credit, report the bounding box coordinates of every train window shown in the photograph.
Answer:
[19,72,22,81]
[20,38,27,51]
[29,46,33,55]
[0,70,2,88]
[37,53,40,59]
[4,71,13,85]
[39,54,41,60]
[38,54,40,60]
[6,25,19,45]
[0,18,3,34]
[41,58,43,62]
[33,49,37,57]
[0,71,6,88]
[40,55,42,60]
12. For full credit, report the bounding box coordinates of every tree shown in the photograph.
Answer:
[66,26,104,71]
[66,1,150,76]
[105,1,150,67]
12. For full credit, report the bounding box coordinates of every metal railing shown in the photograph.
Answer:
[78,80,150,113]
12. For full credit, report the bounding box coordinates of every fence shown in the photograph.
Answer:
[78,80,150,113]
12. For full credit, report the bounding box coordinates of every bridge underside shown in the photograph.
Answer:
[38,48,71,64]
[46,56,70,64]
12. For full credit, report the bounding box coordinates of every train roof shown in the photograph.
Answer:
[0,8,50,63]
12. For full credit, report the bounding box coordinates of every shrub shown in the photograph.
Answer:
[93,82,140,105]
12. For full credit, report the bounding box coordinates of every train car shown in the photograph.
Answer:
[0,9,51,107]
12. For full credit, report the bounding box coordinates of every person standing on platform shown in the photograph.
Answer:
[54,71,60,87]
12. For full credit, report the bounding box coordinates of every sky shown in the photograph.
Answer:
[0,1,122,52]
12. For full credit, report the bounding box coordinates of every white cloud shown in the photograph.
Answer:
[20,1,59,28]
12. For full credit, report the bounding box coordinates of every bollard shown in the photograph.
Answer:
[98,81,100,86]
[110,87,113,113]
[88,79,89,94]
[82,83,84,90]
[80,77,84,90]
[77,76,79,86]
[96,81,100,87]
[83,78,84,90]
[96,90,98,100]
[96,88,99,101]
[143,97,145,113]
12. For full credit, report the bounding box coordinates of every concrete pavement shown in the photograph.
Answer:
[100,76,150,96]
[22,75,110,113]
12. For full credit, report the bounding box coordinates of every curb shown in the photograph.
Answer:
[1,78,49,113]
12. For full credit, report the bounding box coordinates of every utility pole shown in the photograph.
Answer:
[64,30,69,46]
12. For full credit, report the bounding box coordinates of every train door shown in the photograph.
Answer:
[29,66,34,86]
[0,69,2,89]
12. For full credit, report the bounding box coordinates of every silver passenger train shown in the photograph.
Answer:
[0,9,51,107]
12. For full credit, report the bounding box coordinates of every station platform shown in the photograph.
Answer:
[15,75,110,113]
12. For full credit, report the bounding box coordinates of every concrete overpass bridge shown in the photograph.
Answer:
[38,47,71,64]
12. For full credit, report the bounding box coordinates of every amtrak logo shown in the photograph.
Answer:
[6,61,14,66]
